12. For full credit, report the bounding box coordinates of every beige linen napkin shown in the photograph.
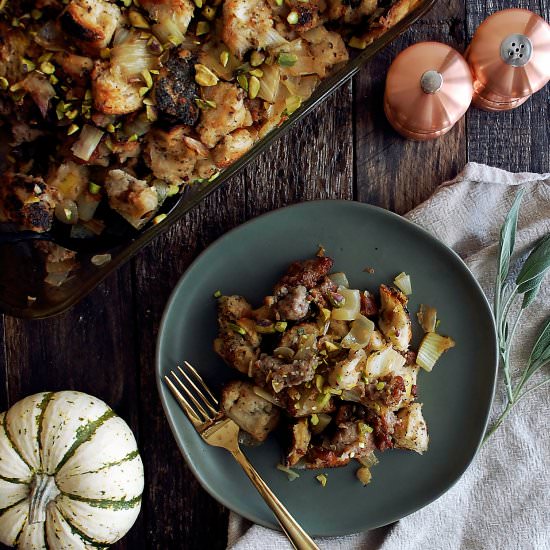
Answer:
[227,163,550,550]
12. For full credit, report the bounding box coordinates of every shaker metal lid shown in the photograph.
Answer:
[466,9,550,99]
[384,42,473,140]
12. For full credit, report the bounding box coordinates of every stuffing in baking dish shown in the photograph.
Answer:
[0,0,421,238]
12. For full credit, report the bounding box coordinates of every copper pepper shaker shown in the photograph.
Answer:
[384,42,474,141]
[465,8,550,111]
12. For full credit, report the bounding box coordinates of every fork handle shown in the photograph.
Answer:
[231,448,319,550]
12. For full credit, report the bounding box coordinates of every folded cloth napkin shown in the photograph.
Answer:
[227,162,550,550]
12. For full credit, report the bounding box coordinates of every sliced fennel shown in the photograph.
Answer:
[356,467,372,486]
[417,304,438,333]
[331,288,361,320]
[394,272,412,295]
[341,315,375,351]
[329,272,350,288]
[417,332,455,372]
[71,125,104,161]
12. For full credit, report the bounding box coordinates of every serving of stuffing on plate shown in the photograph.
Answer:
[214,254,455,484]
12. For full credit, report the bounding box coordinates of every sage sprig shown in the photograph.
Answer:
[484,191,550,443]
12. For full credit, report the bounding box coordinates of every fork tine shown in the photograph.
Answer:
[183,361,219,406]
[178,364,219,416]
[178,362,218,415]
[172,369,213,421]
[164,375,203,427]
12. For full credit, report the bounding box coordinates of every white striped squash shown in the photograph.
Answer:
[0,391,144,549]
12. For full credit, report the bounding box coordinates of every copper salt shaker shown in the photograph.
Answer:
[465,9,550,111]
[384,42,474,141]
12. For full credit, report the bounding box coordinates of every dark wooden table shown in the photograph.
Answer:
[1,1,548,548]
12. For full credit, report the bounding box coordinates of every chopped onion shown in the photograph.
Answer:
[276,464,300,481]
[417,332,456,372]
[341,315,374,350]
[331,288,361,321]
[328,349,365,390]
[329,272,349,288]
[76,193,100,222]
[199,42,239,81]
[71,125,104,162]
[357,451,379,468]
[394,272,412,295]
[21,73,55,118]
[113,27,131,46]
[123,112,152,138]
[258,86,289,139]
[276,39,316,77]
[152,18,185,47]
[417,304,438,333]
[316,473,328,487]
[184,136,209,158]
[111,31,157,79]
[282,75,320,100]
[364,345,406,379]
[356,467,372,486]
[257,64,281,103]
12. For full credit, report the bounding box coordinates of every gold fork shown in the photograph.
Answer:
[165,361,319,550]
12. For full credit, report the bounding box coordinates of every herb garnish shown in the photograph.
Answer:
[484,190,550,442]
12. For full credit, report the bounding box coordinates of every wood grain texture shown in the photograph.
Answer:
[354,0,468,213]
[1,1,549,549]
[0,317,6,407]
[244,83,354,218]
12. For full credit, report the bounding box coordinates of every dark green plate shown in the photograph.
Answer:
[156,200,497,536]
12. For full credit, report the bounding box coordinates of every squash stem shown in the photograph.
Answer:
[29,474,60,524]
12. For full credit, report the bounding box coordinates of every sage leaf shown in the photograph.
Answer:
[529,317,550,368]
[498,189,524,285]
[485,194,550,443]
[521,273,544,309]
[516,233,550,288]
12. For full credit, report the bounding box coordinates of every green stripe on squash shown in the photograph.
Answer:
[73,449,140,476]
[54,410,116,474]
[58,508,111,548]
[2,414,33,472]
[36,392,55,458]
[0,472,29,484]
[63,492,142,511]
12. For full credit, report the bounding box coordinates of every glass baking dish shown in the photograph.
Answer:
[0,0,437,319]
